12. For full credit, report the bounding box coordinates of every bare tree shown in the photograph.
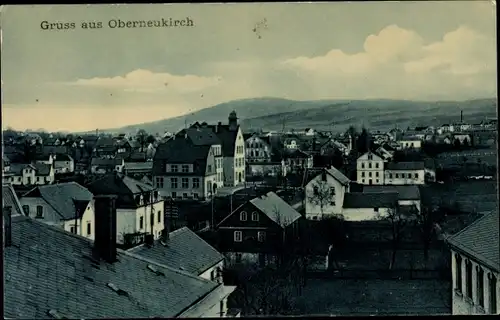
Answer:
[307,175,334,218]
[378,206,407,270]
[136,129,148,152]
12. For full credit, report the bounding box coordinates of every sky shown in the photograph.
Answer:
[1,2,497,132]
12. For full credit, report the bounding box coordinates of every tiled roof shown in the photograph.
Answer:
[2,184,23,216]
[4,214,220,319]
[42,145,68,156]
[128,227,224,275]
[343,192,399,209]
[326,167,350,186]
[385,161,425,171]
[362,185,420,201]
[284,149,311,159]
[34,163,52,176]
[447,211,499,272]
[177,127,222,146]
[9,163,36,175]
[249,192,302,228]
[153,138,211,176]
[124,162,153,171]
[22,182,93,221]
[191,123,238,157]
[90,157,122,167]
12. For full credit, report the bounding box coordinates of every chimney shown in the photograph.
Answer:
[460,110,463,123]
[3,207,12,247]
[93,195,118,263]
[145,234,154,247]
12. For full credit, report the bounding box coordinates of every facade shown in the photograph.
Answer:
[217,191,302,266]
[85,173,165,245]
[304,167,351,220]
[4,163,55,186]
[19,182,95,240]
[283,149,314,173]
[384,162,426,185]
[245,134,272,163]
[90,157,125,174]
[397,136,422,150]
[356,151,385,185]
[448,212,499,315]
[153,133,222,201]
[341,192,399,221]
[53,154,75,174]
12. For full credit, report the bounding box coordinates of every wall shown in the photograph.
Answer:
[399,199,421,212]
[157,175,206,200]
[223,157,235,187]
[233,128,246,186]
[199,260,224,283]
[305,172,346,219]
[179,285,235,318]
[451,249,500,315]
[20,196,61,224]
[116,208,137,244]
[384,169,425,185]
[54,160,75,174]
[399,140,422,149]
[247,163,282,176]
[245,136,272,162]
[356,153,385,185]
[134,200,165,240]
[62,201,95,240]
[341,207,390,221]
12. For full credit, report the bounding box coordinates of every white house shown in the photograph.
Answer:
[356,151,385,185]
[384,162,426,185]
[245,134,273,163]
[447,211,499,315]
[53,154,75,174]
[5,163,55,186]
[304,167,351,220]
[341,192,399,221]
[397,136,423,150]
[375,146,394,162]
[86,173,165,245]
[90,157,125,174]
[19,182,95,240]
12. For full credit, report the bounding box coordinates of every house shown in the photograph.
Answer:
[397,135,423,150]
[123,161,153,178]
[283,135,301,150]
[19,182,95,239]
[34,154,55,166]
[128,227,226,283]
[452,133,473,145]
[90,157,125,174]
[53,154,75,174]
[438,124,453,135]
[320,139,350,157]
[2,183,24,216]
[362,185,421,212]
[447,211,499,315]
[356,151,384,185]
[217,191,302,267]
[3,196,236,319]
[303,128,316,136]
[85,173,165,245]
[93,136,118,158]
[341,192,399,221]
[245,133,273,163]
[388,128,404,141]
[304,166,351,220]
[384,161,426,185]
[283,149,314,173]
[188,112,246,187]
[153,131,223,201]
[5,163,55,186]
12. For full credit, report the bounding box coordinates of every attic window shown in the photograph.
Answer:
[107,282,129,296]
[147,264,165,276]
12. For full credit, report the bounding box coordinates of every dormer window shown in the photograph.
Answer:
[36,205,44,218]
[181,164,189,173]
[251,211,259,221]
[240,211,247,221]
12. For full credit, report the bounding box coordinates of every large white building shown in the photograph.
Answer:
[448,211,499,315]
[356,151,385,185]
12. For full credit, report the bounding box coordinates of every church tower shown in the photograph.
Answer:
[228,110,238,131]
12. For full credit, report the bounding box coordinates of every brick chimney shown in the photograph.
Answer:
[93,195,118,263]
[3,206,12,247]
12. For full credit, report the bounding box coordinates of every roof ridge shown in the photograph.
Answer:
[184,228,225,259]
[449,211,497,243]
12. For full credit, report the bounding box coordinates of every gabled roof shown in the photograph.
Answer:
[343,192,399,209]
[177,127,222,146]
[4,214,220,319]
[33,163,52,176]
[326,167,350,186]
[153,138,211,176]
[9,163,36,175]
[22,182,93,220]
[124,162,153,171]
[362,185,420,201]
[249,191,301,228]
[447,211,499,272]
[386,161,425,171]
[2,184,24,216]
[90,157,123,167]
[190,123,239,157]
[128,227,224,275]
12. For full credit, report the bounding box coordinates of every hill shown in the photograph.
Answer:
[93,97,496,135]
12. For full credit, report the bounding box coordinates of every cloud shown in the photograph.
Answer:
[61,69,223,94]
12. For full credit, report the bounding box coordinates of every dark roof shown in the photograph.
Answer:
[326,167,350,186]
[34,163,52,176]
[54,153,72,161]
[385,161,425,171]
[190,123,239,157]
[128,227,224,275]
[362,185,420,201]
[249,192,302,227]
[42,145,68,156]
[85,173,155,208]
[2,184,23,215]
[23,182,93,220]
[129,152,147,161]
[284,149,311,159]
[95,136,115,147]
[91,157,123,167]
[447,211,499,272]
[343,192,399,209]
[153,138,211,176]
[177,127,222,146]
[4,215,220,319]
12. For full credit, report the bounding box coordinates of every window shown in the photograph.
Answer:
[489,273,497,313]
[368,154,373,160]
[414,173,418,179]
[183,193,188,199]
[401,173,406,179]
[157,210,161,223]
[235,253,242,263]
[171,191,177,198]
[155,177,164,188]
[181,164,189,173]
[193,193,199,199]
[368,172,372,177]
[374,207,379,212]
[87,222,91,235]
[240,211,247,221]
[477,266,484,307]
[368,162,372,169]
[22,205,29,215]
[171,165,178,173]
[251,212,259,221]
[170,178,178,189]
[140,216,144,229]
[70,226,76,234]
[361,163,365,169]
[36,205,43,218]
[376,172,379,177]
[361,172,365,177]
[375,163,379,168]
[181,178,189,189]
[330,188,335,196]
[234,231,242,242]
[395,173,399,178]
[257,231,266,242]
[208,164,212,173]
[465,259,473,299]
[192,178,200,189]
[362,179,365,183]
[210,269,216,281]
[376,179,379,183]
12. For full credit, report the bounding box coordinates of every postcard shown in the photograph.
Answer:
[1,2,498,319]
